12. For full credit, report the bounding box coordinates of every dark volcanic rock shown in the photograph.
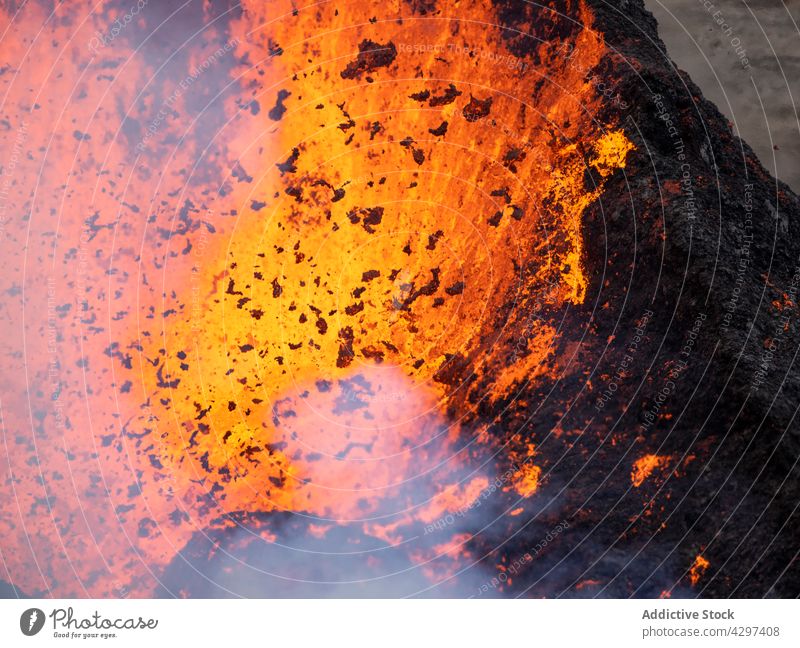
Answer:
[476,0,800,598]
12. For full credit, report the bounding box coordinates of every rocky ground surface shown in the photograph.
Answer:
[644,0,800,192]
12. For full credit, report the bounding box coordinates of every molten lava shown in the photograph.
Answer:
[631,454,672,488]
[689,555,710,587]
[0,0,634,597]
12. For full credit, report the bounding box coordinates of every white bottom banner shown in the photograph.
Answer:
[1,599,797,647]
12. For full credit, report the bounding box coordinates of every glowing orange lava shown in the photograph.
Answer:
[0,0,634,596]
[631,454,672,488]
[689,554,710,587]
